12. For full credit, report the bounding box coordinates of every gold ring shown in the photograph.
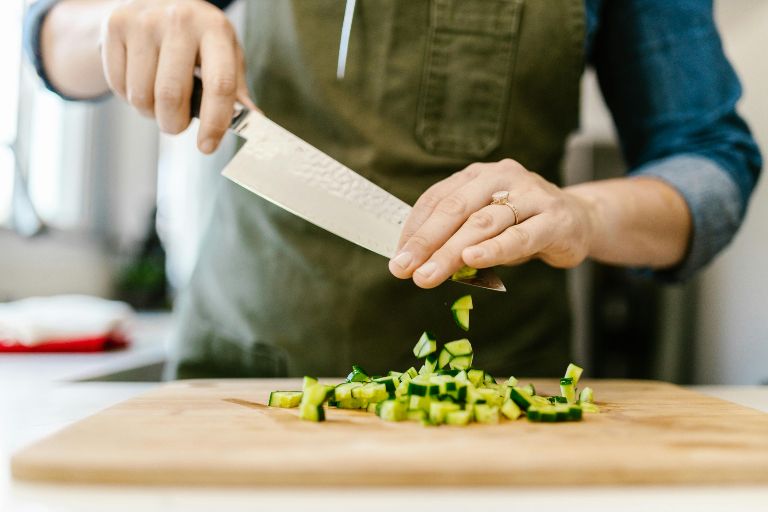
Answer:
[490,190,519,225]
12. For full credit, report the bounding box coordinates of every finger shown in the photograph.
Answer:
[395,166,480,253]
[197,30,239,154]
[411,198,536,289]
[100,27,127,98]
[461,214,554,269]
[390,176,503,279]
[125,32,159,118]
[154,30,196,134]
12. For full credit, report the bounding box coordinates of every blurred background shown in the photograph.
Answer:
[0,1,765,385]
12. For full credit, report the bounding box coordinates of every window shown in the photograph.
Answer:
[0,0,23,226]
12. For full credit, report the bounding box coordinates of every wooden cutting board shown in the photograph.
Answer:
[11,379,768,486]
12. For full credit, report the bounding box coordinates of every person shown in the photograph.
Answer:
[24,0,762,378]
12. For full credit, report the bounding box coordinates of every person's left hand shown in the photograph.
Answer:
[388,159,597,289]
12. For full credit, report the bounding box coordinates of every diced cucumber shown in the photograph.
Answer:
[467,368,485,387]
[506,376,519,387]
[429,401,461,424]
[406,409,428,422]
[268,391,303,408]
[299,403,325,422]
[451,266,478,281]
[409,394,431,412]
[302,376,318,391]
[448,354,473,370]
[522,383,536,396]
[413,331,437,358]
[560,377,576,404]
[473,404,499,424]
[373,375,398,394]
[438,348,452,369]
[564,363,584,386]
[445,409,472,426]
[451,295,474,310]
[302,383,332,406]
[334,382,361,401]
[452,308,470,331]
[483,373,497,385]
[509,386,534,411]
[581,402,600,414]
[501,399,522,420]
[347,364,370,383]
[579,386,594,404]
[404,367,419,379]
[378,399,407,422]
[444,338,473,356]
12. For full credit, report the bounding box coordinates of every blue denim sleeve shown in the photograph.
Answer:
[22,0,235,100]
[590,0,762,282]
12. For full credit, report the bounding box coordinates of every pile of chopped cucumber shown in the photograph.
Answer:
[268,294,599,425]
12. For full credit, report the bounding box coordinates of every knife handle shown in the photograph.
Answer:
[189,75,247,128]
[190,76,203,119]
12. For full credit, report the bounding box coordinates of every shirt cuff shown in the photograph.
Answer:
[629,154,743,283]
[23,0,110,102]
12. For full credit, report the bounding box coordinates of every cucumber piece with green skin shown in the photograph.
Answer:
[347,364,370,383]
[452,308,470,331]
[564,363,584,386]
[522,383,536,396]
[404,367,419,379]
[451,266,478,281]
[501,399,522,420]
[451,295,474,310]
[268,391,303,408]
[413,331,438,358]
[509,386,535,411]
[483,373,497,385]
[299,403,325,422]
[302,376,318,391]
[406,409,428,422]
[302,383,333,406]
[378,400,407,421]
[373,376,398,393]
[438,348,452,369]
[506,376,519,387]
[560,377,576,404]
[581,402,600,413]
[579,386,594,404]
[409,394,431,412]
[445,409,472,426]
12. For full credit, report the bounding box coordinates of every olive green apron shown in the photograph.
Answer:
[168,0,585,378]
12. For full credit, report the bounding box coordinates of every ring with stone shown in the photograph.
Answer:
[490,190,519,225]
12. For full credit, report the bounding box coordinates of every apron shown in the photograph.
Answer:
[168,0,586,379]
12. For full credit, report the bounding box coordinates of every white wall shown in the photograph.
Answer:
[694,1,768,384]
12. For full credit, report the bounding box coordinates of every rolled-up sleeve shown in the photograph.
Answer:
[22,0,237,101]
[591,0,762,282]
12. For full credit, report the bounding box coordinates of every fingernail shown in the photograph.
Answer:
[415,261,438,279]
[200,139,216,154]
[391,251,413,269]
[466,247,486,260]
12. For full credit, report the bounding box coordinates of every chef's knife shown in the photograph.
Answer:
[190,78,505,292]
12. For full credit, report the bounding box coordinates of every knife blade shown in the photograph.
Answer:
[190,78,505,292]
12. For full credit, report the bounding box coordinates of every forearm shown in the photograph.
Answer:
[40,0,120,99]
[566,177,692,269]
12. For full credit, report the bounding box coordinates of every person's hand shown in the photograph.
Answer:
[99,0,256,153]
[388,159,597,289]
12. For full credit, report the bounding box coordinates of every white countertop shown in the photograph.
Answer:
[1,382,766,512]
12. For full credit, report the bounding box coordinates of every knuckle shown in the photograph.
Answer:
[209,75,237,97]
[208,13,235,35]
[508,226,531,248]
[462,163,483,179]
[417,191,442,211]
[436,194,467,217]
[486,238,506,259]
[127,89,153,111]
[165,3,194,24]
[105,9,127,33]
[155,82,184,107]
[469,210,495,231]
[405,233,431,253]
[135,11,158,32]
[159,117,189,135]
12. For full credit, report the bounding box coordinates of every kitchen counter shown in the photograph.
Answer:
[1,381,766,512]
[0,313,171,383]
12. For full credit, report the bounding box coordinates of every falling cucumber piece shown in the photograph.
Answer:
[579,386,594,404]
[413,331,437,358]
[564,363,584,386]
[451,266,478,281]
[452,308,471,331]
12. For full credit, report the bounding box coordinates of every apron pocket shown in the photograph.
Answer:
[416,0,524,159]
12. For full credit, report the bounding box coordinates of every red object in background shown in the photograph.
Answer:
[0,333,130,353]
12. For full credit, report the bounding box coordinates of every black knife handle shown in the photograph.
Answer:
[190,75,203,119]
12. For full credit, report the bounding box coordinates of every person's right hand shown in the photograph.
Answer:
[100,0,256,154]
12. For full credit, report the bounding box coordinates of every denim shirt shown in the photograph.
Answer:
[24,0,762,282]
